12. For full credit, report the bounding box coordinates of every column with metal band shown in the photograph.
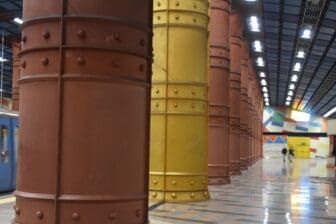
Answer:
[15,1,153,223]
[150,0,210,202]
[229,9,242,175]
[12,42,21,111]
[247,58,253,166]
[208,0,231,185]
[239,39,249,170]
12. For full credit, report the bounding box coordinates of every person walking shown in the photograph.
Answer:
[281,147,288,162]
[288,147,295,163]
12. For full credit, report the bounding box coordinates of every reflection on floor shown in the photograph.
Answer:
[0,159,335,223]
[149,159,336,224]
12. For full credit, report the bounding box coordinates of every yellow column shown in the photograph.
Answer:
[150,0,210,202]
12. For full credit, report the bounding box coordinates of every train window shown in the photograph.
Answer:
[0,127,8,163]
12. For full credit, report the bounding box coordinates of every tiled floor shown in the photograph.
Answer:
[0,158,335,223]
[149,159,336,224]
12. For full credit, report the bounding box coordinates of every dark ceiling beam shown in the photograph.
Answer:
[302,34,336,112]
[275,0,284,105]
[282,0,307,106]
[294,0,332,111]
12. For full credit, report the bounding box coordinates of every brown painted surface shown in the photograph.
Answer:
[12,42,20,111]
[229,9,242,175]
[239,40,249,170]
[15,1,153,223]
[208,0,231,185]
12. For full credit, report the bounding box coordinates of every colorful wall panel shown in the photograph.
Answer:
[263,107,327,133]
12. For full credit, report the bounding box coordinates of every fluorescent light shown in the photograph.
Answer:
[0,57,7,62]
[291,74,298,82]
[293,62,301,72]
[249,16,260,32]
[301,28,312,39]
[286,96,292,101]
[288,90,294,96]
[257,57,264,67]
[261,79,267,86]
[253,40,263,52]
[264,93,269,98]
[260,72,266,78]
[13,17,23,25]
[297,50,305,59]
[262,87,268,93]
[289,83,295,90]
[324,106,336,118]
[285,101,290,106]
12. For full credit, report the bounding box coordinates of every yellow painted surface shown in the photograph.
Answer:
[150,0,210,202]
[288,137,310,159]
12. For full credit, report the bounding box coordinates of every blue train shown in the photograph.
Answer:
[0,110,19,192]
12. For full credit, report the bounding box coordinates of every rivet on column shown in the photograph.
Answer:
[43,31,50,39]
[109,212,117,220]
[77,29,86,39]
[72,213,80,221]
[36,211,43,219]
[41,57,49,66]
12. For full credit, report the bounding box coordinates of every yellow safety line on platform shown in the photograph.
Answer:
[0,197,15,204]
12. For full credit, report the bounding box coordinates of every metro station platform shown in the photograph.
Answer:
[1,159,335,224]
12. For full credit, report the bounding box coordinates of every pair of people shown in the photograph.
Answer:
[281,147,294,163]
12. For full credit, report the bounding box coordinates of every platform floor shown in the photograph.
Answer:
[1,158,335,223]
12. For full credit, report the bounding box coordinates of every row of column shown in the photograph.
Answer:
[14,0,264,223]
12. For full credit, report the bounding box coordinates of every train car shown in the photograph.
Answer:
[0,110,19,192]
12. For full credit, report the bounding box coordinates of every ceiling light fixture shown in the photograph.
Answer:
[261,79,267,86]
[0,57,7,62]
[286,96,292,101]
[257,57,264,67]
[260,72,266,78]
[262,87,268,93]
[289,83,295,90]
[293,62,301,72]
[253,40,263,52]
[296,50,305,59]
[265,102,270,106]
[264,98,269,102]
[291,74,298,82]
[323,106,336,118]
[13,17,23,25]
[301,27,312,39]
[288,90,294,96]
[249,16,260,32]
[285,101,291,106]
[264,93,269,98]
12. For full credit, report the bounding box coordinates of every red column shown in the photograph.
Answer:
[15,1,153,223]
[247,58,253,166]
[229,9,243,175]
[252,79,257,163]
[12,42,20,111]
[208,0,231,185]
[240,39,249,170]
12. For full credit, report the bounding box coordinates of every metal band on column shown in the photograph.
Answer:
[15,1,153,223]
[208,0,231,185]
[150,0,210,202]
